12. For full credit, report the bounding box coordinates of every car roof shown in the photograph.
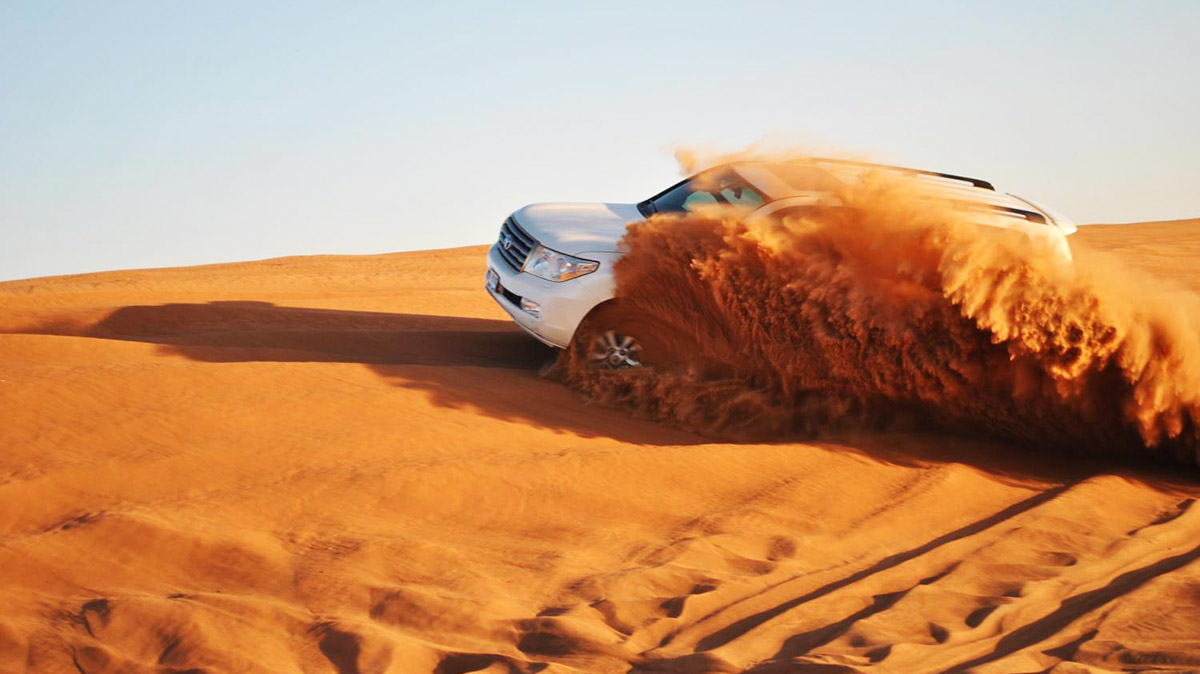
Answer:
[729,159,1057,227]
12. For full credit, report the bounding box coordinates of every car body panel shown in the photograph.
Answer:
[511,203,643,255]
[486,244,618,348]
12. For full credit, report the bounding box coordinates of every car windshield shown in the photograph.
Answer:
[639,168,766,216]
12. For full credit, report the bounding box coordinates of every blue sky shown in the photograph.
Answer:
[2,1,1197,281]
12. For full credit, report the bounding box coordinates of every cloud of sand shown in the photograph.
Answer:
[554,151,1200,465]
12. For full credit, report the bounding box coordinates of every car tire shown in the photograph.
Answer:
[568,301,678,372]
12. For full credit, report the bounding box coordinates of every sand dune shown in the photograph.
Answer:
[3,222,1200,673]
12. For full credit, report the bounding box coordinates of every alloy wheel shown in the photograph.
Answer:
[588,330,643,369]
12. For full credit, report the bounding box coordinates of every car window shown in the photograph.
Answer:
[682,191,719,209]
[649,168,766,214]
[649,177,712,214]
[720,185,764,209]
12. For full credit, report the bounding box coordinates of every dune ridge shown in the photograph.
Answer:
[1,223,1200,672]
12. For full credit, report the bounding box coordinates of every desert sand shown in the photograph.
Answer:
[2,220,1200,674]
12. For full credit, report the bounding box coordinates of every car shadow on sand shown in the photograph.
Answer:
[14,300,705,445]
[59,300,553,368]
[13,300,1194,483]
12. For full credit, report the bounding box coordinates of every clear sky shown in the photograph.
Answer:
[2,1,1197,281]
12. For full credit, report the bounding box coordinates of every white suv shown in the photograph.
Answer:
[484,159,1076,368]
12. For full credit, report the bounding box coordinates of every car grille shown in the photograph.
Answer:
[495,217,536,270]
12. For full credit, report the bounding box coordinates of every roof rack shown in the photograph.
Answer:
[976,204,1047,224]
[813,157,996,192]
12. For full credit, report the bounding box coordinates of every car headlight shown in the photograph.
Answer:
[522,245,599,282]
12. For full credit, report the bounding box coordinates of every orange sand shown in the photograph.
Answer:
[2,220,1199,673]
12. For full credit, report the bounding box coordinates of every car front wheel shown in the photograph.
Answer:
[586,329,644,369]
[568,301,675,372]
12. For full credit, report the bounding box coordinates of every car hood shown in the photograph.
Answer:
[511,202,644,255]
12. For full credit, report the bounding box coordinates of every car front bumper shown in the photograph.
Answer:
[484,243,608,349]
